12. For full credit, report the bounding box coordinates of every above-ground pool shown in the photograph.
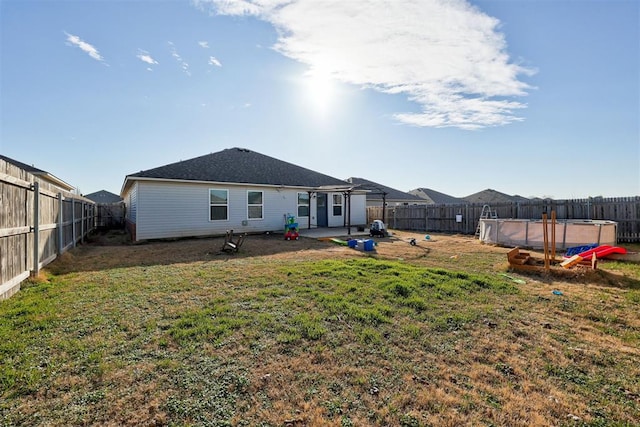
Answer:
[479,219,617,250]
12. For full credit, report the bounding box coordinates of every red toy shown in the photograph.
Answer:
[284,214,299,240]
[577,245,626,260]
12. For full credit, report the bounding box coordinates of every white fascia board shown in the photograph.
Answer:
[36,172,75,192]
[120,176,318,195]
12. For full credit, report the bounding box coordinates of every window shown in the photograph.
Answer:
[247,190,263,220]
[332,194,342,216]
[297,192,310,217]
[209,189,228,221]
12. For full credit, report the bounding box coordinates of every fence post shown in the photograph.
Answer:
[424,206,428,231]
[57,193,63,254]
[81,201,85,243]
[72,198,76,247]
[32,181,40,277]
[465,204,469,234]
[393,208,397,229]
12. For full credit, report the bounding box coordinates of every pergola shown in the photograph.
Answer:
[305,185,368,236]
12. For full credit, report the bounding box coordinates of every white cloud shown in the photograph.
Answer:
[198,41,210,48]
[168,41,191,76]
[208,56,222,67]
[194,0,535,129]
[136,49,158,66]
[64,31,106,63]
[192,0,262,15]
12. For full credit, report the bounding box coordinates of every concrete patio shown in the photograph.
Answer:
[298,227,371,239]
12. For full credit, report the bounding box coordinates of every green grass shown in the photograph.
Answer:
[1,251,639,426]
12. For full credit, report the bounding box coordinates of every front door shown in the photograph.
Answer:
[317,193,328,227]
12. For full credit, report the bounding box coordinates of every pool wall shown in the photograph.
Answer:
[479,219,617,250]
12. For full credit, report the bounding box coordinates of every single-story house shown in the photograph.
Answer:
[120,148,368,242]
[346,177,426,207]
[0,154,76,193]
[463,188,529,204]
[409,187,466,204]
[84,190,123,204]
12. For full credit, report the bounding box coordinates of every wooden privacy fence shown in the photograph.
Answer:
[96,202,125,229]
[1,159,96,300]
[367,197,640,243]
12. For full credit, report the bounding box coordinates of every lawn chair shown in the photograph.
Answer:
[221,230,246,253]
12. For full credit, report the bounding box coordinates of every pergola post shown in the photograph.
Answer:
[382,192,387,224]
[345,190,352,236]
[307,191,313,230]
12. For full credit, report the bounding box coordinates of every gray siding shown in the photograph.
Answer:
[349,194,367,225]
[125,182,138,223]
[134,181,309,241]
[125,180,368,241]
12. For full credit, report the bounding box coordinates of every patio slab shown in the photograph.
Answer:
[298,227,370,239]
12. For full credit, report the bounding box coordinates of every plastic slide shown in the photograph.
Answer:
[575,245,612,258]
[577,245,626,260]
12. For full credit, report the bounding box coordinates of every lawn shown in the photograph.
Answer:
[1,231,639,426]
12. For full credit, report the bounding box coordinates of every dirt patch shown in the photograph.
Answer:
[66,229,500,269]
[60,229,637,290]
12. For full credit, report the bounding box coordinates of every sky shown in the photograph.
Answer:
[1,0,638,200]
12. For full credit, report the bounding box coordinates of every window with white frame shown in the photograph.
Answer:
[209,189,228,221]
[332,194,342,216]
[297,192,310,217]
[247,190,263,220]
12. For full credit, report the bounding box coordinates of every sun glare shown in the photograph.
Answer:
[303,69,335,117]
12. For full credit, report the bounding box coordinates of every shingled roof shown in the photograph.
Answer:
[463,189,529,204]
[124,148,350,189]
[409,188,465,204]
[0,154,75,191]
[84,190,123,204]
[346,177,424,202]
[0,154,47,174]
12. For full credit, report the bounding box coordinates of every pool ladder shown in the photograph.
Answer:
[475,204,497,236]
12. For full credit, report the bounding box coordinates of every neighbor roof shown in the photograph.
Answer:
[463,189,529,204]
[84,190,123,204]
[0,154,47,174]
[346,177,424,202]
[123,148,351,191]
[409,188,465,204]
[0,154,75,191]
